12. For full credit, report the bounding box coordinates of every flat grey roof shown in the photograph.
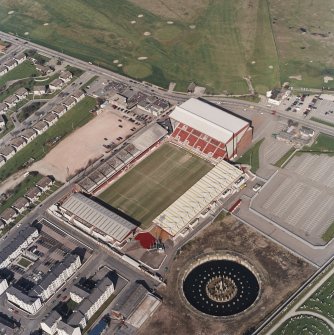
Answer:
[131,123,167,151]
[61,193,136,242]
[113,283,148,318]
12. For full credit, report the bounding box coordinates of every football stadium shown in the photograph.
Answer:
[58,98,252,242]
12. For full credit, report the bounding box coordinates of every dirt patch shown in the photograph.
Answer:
[139,215,315,335]
[289,75,302,80]
[31,107,139,182]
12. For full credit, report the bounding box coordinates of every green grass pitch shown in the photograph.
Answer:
[98,143,213,229]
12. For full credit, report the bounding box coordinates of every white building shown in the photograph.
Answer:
[20,128,38,143]
[6,287,42,314]
[40,310,62,335]
[0,65,8,76]
[0,278,8,296]
[33,85,47,96]
[78,277,114,322]
[0,226,39,269]
[0,146,16,161]
[4,59,17,71]
[0,102,8,114]
[31,254,81,302]
[59,71,73,83]
[57,321,82,335]
[15,88,28,101]
[14,53,27,64]
[33,120,49,135]
[0,114,5,129]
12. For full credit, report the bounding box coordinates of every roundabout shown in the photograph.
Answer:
[182,253,260,317]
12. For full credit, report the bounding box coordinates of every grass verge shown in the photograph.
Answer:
[322,223,334,243]
[310,117,334,128]
[274,148,296,168]
[0,61,38,86]
[237,138,264,173]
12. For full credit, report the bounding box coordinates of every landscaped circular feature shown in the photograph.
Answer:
[182,255,260,317]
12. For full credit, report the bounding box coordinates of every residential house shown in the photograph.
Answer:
[33,85,47,96]
[0,278,8,296]
[6,287,42,314]
[59,70,73,83]
[20,128,38,143]
[9,137,27,152]
[40,310,62,335]
[0,102,8,114]
[0,208,18,225]
[25,186,42,203]
[0,146,16,161]
[33,120,48,135]
[12,197,30,214]
[43,113,58,127]
[71,90,85,102]
[15,87,28,101]
[51,105,67,118]
[67,311,86,330]
[0,65,8,76]
[4,59,17,71]
[49,78,64,91]
[62,97,77,110]
[0,114,5,129]
[3,95,18,108]
[35,64,52,75]
[57,321,82,335]
[0,156,5,168]
[36,176,54,192]
[14,53,27,64]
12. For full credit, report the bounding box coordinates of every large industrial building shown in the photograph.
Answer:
[170,98,252,160]
[154,160,243,236]
[59,193,137,244]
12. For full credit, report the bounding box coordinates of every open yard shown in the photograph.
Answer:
[0,0,281,94]
[0,96,96,181]
[98,143,212,229]
[139,215,314,335]
[32,106,139,182]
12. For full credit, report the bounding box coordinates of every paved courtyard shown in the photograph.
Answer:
[251,153,334,245]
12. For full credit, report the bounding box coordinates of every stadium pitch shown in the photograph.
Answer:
[98,143,213,229]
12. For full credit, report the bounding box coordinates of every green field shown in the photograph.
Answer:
[0,60,38,86]
[99,143,212,229]
[236,138,264,173]
[0,0,282,94]
[274,148,296,168]
[305,133,334,153]
[299,272,334,322]
[0,96,96,181]
[273,315,333,335]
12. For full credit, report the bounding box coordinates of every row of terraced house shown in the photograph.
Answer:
[0,89,85,168]
[0,53,27,77]
[0,176,54,227]
[0,87,29,115]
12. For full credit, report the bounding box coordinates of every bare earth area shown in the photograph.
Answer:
[30,107,137,182]
[140,215,315,335]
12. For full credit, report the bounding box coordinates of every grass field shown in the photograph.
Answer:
[299,273,334,323]
[310,117,334,128]
[0,60,38,86]
[0,0,281,94]
[236,138,264,172]
[0,96,96,181]
[305,133,334,153]
[274,148,296,168]
[99,143,212,229]
[273,315,332,335]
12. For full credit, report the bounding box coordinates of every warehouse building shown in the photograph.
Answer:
[154,160,243,237]
[170,98,252,160]
[59,193,137,244]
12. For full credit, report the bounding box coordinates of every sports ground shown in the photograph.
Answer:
[98,143,212,229]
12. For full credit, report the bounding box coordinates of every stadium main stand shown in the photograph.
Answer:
[170,98,252,160]
[154,160,243,237]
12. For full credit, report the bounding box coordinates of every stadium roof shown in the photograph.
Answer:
[170,98,249,144]
[131,123,167,151]
[61,193,136,242]
[154,160,243,236]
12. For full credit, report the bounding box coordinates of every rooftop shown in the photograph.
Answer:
[155,160,243,236]
[61,193,137,242]
[170,98,250,144]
